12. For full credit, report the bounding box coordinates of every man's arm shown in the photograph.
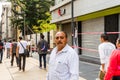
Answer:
[10,44,12,55]
[69,51,79,80]
[98,45,106,73]
[16,45,19,57]
[101,64,105,73]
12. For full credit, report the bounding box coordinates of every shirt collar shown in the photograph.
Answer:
[56,44,68,54]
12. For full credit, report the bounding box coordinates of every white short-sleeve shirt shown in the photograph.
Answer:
[17,40,28,54]
[98,42,116,71]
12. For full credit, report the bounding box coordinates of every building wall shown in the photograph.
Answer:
[81,17,104,57]
[1,3,12,40]
[62,23,72,46]
[50,0,120,57]
[74,0,120,17]
[50,0,120,23]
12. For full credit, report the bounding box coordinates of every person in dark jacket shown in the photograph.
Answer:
[0,35,4,63]
[10,39,19,66]
[37,34,48,69]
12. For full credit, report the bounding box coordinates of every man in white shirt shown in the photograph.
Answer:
[47,31,79,80]
[16,37,28,72]
[98,33,116,80]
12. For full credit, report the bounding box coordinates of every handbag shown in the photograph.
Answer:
[19,41,29,56]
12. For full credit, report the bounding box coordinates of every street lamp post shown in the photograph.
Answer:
[13,3,18,41]
[71,0,74,45]
[23,13,25,40]
[6,7,8,41]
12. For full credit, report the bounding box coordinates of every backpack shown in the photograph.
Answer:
[12,42,17,53]
[41,40,48,52]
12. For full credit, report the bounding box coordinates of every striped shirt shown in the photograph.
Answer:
[47,44,79,80]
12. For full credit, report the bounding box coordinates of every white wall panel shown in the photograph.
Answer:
[51,0,120,23]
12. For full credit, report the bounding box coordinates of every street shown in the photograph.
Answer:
[79,61,100,80]
[31,52,100,80]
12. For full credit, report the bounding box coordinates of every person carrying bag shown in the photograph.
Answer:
[17,37,28,72]
[19,42,29,57]
[37,34,49,69]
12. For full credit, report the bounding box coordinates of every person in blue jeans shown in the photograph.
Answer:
[0,35,4,63]
[37,34,49,69]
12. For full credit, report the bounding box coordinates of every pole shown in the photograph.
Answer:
[24,13,25,40]
[26,25,34,34]
[6,7,8,40]
[71,0,74,45]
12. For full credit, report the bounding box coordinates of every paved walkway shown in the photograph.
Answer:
[0,54,86,80]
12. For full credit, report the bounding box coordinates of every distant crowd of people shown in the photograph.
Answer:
[0,36,36,72]
[0,31,120,80]
[0,31,79,80]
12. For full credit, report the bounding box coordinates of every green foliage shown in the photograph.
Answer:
[33,12,56,33]
[10,0,55,34]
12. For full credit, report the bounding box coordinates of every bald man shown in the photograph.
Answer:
[47,31,79,80]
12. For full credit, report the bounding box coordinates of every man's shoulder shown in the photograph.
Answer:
[21,40,27,43]
[66,45,77,53]
[12,42,17,44]
[99,42,108,47]
[42,39,47,42]
[0,41,3,45]
[0,41,3,44]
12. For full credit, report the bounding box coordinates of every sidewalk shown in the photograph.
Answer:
[0,54,86,80]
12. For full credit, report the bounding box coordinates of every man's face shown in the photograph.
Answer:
[100,37,104,43]
[55,32,67,50]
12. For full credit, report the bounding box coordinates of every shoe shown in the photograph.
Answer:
[19,68,21,71]
[44,68,47,70]
[11,63,13,66]
[23,68,25,72]
[39,67,42,69]
[17,63,19,67]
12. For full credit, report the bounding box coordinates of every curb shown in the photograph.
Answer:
[79,55,100,65]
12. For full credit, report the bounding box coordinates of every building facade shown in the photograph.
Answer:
[50,0,120,58]
[1,2,12,40]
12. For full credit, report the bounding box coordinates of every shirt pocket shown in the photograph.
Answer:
[55,61,67,73]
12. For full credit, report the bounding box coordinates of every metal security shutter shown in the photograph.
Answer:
[81,17,104,58]
[62,23,72,46]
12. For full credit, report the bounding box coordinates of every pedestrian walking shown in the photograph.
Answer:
[37,34,48,69]
[16,37,28,72]
[30,38,35,56]
[98,33,116,80]
[0,35,4,63]
[46,31,79,80]
[10,39,19,67]
[27,39,31,57]
[104,38,120,80]
[6,40,12,59]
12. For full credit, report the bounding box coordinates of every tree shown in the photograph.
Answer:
[33,12,56,33]
[10,0,55,34]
